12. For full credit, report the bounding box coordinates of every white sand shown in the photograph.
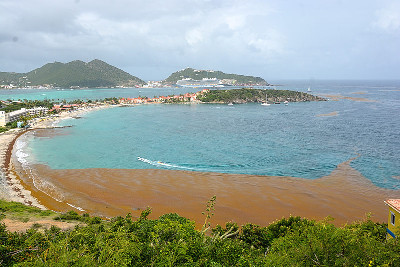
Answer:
[0,104,115,206]
[0,129,20,200]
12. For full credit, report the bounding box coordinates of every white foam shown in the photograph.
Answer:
[15,139,27,150]
[15,150,29,165]
[137,157,194,170]
[66,202,85,211]
[15,139,30,166]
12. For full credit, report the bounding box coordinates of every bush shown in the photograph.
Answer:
[54,211,83,221]
[0,200,399,266]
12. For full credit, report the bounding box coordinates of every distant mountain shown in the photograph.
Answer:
[164,68,268,86]
[0,59,145,88]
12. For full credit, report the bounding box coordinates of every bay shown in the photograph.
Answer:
[6,80,400,189]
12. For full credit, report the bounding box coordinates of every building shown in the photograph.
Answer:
[0,107,49,126]
[384,199,400,238]
[176,78,224,88]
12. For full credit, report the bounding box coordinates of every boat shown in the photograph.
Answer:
[307,87,311,92]
[176,78,224,88]
[284,100,289,106]
[261,94,271,106]
[228,103,233,106]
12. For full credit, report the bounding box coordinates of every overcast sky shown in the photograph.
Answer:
[0,0,399,80]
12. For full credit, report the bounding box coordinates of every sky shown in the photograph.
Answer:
[0,0,399,81]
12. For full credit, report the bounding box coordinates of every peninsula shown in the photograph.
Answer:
[163,67,268,87]
[198,88,325,103]
[118,88,325,105]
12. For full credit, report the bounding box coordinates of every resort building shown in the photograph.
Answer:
[384,199,400,238]
[119,92,201,105]
[49,104,80,112]
[0,107,49,126]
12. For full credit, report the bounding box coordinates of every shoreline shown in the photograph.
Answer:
[0,104,114,207]
[9,147,400,228]
[2,104,400,227]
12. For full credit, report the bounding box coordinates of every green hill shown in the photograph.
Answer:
[164,67,268,86]
[0,59,145,88]
[0,72,23,86]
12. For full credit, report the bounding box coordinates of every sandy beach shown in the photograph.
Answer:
[0,105,113,208]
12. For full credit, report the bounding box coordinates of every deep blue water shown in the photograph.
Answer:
[6,80,400,189]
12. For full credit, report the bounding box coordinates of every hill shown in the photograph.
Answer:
[164,67,268,86]
[198,88,326,103]
[0,59,145,88]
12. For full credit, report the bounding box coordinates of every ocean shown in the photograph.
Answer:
[8,80,399,189]
[4,80,400,225]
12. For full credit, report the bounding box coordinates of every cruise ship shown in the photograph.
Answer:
[176,78,224,88]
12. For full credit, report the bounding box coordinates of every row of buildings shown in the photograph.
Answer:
[0,107,49,126]
[0,89,211,127]
[118,89,209,105]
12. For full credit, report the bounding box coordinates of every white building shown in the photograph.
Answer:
[0,107,49,127]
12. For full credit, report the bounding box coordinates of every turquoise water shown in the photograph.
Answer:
[0,87,196,102]
[8,80,400,189]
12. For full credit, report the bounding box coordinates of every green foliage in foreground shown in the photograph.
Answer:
[0,200,54,222]
[1,205,399,266]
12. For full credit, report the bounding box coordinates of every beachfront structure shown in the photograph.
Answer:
[119,91,203,105]
[49,104,81,112]
[384,199,400,238]
[0,107,49,126]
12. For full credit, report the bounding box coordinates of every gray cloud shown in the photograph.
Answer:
[0,0,399,80]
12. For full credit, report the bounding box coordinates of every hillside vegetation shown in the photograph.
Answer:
[1,199,399,266]
[198,88,325,103]
[164,68,268,85]
[0,59,145,88]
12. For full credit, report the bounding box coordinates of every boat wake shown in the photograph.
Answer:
[137,157,195,170]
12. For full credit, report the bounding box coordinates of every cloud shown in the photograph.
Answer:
[0,0,398,79]
[373,1,400,33]
[0,0,286,76]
